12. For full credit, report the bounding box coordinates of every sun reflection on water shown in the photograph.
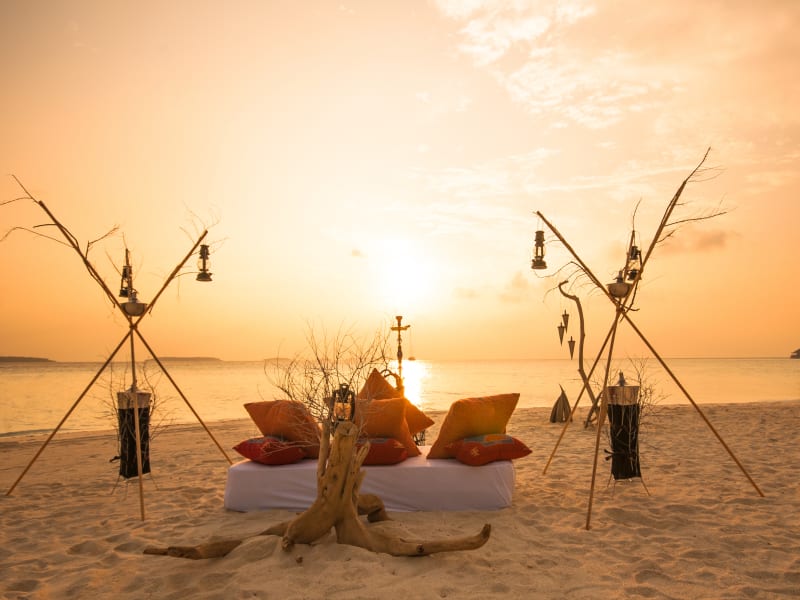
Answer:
[393,359,429,407]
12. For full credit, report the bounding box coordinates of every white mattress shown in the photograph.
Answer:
[224,446,515,512]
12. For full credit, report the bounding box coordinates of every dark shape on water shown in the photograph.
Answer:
[791,348,800,359]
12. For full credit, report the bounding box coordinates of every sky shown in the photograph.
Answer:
[1,0,798,362]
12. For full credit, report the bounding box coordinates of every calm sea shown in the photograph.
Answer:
[0,358,797,437]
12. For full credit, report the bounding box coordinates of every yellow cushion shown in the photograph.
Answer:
[244,400,321,458]
[356,397,420,457]
[427,393,520,459]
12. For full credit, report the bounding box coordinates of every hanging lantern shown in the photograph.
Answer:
[625,232,642,281]
[562,310,570,331]
[567,336,576,359]
[196,244,212,282]
[531,230,547,270]
[119,249,132,298]
[557,322,565,344]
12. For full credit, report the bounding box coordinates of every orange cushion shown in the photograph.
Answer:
[404,400,435,436]
[358,368,398,400]
[358,368,434,435]
[244,400,321,458]
[427,393,520,459]
[356,397,420,456]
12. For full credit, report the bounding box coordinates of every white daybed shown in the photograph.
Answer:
[224,446,515,512]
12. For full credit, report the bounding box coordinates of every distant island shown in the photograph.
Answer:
[792,349,800,359]
[145,356,222,363]
[0,356,54,363]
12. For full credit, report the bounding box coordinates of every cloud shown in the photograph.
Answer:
[454,286,480,299]
[499,271,530,302]
[660,226,735,255]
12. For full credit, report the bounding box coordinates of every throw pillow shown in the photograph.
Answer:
[356,396,420,456]
[244,400,321,458]
[427,393,520,459]
[357,368,434,435]
[358,368,399,400]
[357,437,409,465]
[445,433,531,466]
[233,436,307,465]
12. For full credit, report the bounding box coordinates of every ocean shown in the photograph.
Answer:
[0,357,797,437]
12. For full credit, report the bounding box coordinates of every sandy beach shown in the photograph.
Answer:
[2,401,798,599]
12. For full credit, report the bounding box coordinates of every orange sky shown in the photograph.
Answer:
[1,1,798,362]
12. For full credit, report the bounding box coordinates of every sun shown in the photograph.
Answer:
[369,238,437,314]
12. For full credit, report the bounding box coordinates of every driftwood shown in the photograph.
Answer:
[144,420,491,559]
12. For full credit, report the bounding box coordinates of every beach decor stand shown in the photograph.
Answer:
[531,150,764,529]
[4,177,232,520]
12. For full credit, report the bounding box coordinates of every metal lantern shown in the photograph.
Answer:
[330,383,356,423]
[557,322,565,344]
[119,249,133,298]
[196,244,212,282]
[531,230,547,270]
[625,232,642,281]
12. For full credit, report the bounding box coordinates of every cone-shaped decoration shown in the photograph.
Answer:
[568,336,576,359]
[549,385,572,423]
[562,310,570,332]
[557,322,565,344]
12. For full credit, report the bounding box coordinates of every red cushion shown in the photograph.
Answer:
[357,437,409,465]
[233,436,307,465]
[445,434,531,466]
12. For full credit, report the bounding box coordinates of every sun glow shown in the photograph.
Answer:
[368,239,439,314]
[395,359,429,408]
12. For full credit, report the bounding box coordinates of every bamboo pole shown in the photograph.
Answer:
[134,329,233,464]
[127,318,146,520]
[542,284,612,475]
[5,332,129,496]
[621,313,764,497]
[585,309,622,530]
[534,149,763,525]
[7,179,230,517]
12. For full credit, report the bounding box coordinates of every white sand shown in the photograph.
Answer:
[2,401,799,599]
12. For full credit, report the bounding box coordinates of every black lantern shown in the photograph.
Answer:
[119,249,133,298]
[625,232,642,281]
[196,244,212,282]
[330,383,356,424]
[531,230,547,270]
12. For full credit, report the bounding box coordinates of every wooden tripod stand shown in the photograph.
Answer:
[535,151,763,530]
[5,180,232,520]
